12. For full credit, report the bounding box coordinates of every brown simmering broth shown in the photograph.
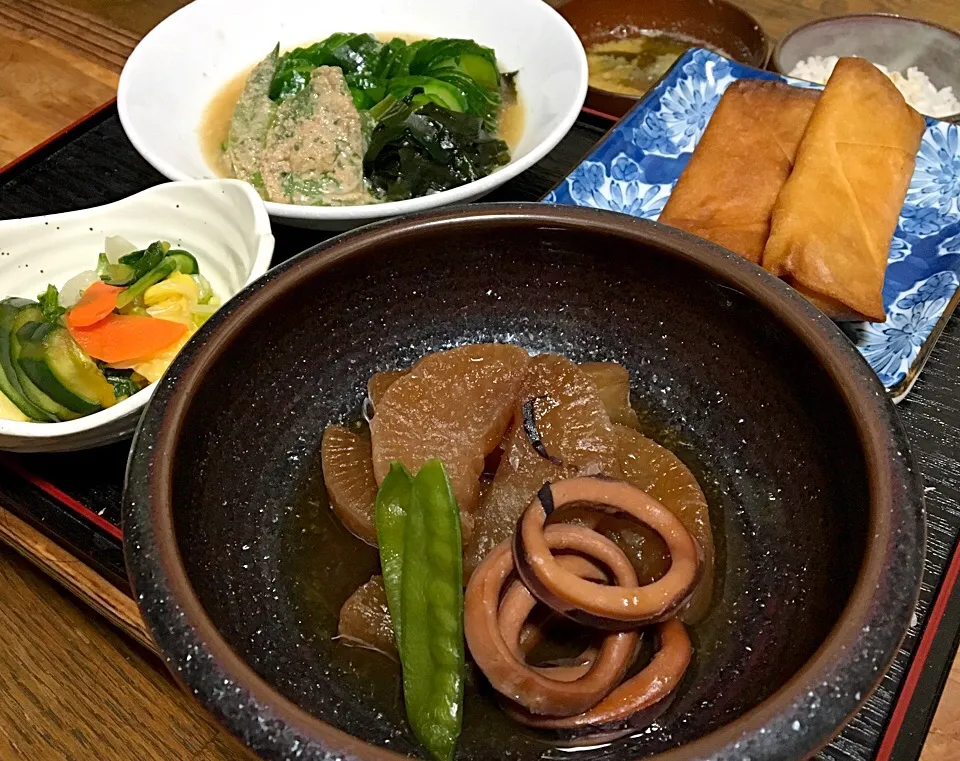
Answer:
[280,406,726,758]
[284,452,531,756]
[497,98,525,151]
[200,67,251,178]
[586,32,728,97]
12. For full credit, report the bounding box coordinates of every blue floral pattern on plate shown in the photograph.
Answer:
[544,48,960,401]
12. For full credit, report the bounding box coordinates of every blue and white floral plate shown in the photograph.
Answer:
[544,48,960,403]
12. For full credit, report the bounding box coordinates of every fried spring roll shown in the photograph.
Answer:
[762,58,926,322]
[658,80,819,263]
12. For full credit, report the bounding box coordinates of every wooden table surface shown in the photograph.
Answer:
[1,0,959,759]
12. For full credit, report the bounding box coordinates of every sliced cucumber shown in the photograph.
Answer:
[166,250,199,275]
[97,252,137,286]
[0,299,56,421]
[418,80,468,112]
[456,54,500,91]
[387,76,467,113]
[17,322,115,415]
[8,305,79,421]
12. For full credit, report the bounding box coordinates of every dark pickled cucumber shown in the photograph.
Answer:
[7,304,78,421]
[17,321,116,415]
[0,298,54,421]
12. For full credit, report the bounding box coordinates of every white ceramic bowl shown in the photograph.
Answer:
[117,0,588,230]
[0,179,274,452]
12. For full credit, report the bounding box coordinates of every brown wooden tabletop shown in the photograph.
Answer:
[1,0,959,758]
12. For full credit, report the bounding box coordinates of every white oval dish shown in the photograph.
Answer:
[0,179,274,452]
[117,0,588,230]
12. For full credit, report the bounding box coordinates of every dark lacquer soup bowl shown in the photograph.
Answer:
[123,203,925,761]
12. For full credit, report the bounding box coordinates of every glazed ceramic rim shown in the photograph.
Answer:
[124,203,926,761]
[772,12,960,76]
[0,179,274,447]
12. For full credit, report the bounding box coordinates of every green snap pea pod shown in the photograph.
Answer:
[375,461,414,649]
[400,459,464,761]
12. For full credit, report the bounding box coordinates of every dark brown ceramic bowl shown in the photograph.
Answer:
[123,203,925,761]
[558,0,769,117]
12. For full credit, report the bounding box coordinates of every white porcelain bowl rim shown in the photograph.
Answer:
[0,179,273,443]
[116,0,588,222]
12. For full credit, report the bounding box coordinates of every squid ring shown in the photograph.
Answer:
[514,477,703,630]
[465,524,640,717]
[498,554,615,684]
[503,618,692,732]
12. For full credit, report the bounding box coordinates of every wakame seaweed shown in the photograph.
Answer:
[364,100,509,201]
[233,33,513,205]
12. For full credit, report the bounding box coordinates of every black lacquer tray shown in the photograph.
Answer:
[1,101,959,761]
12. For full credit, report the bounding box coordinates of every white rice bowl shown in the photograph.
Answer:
[788,55,960,118]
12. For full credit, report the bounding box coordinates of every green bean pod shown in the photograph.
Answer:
[375,461,414,649]
[400,459,465,761]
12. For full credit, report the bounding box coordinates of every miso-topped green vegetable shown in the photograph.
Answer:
[0,236,221,423]
[213,33,519,207]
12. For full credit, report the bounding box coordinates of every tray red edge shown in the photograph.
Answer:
[0,96,955,761]
[0,98,118,176]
